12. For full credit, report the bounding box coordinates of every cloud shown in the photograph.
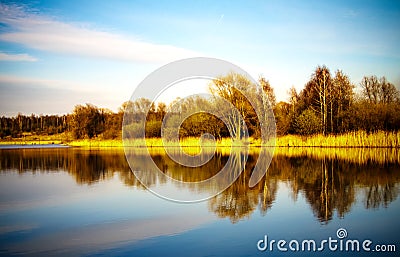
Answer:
[0,52,37,62]
[0,75,119,116]
[0,3,198,63]
[343,8,358,18]
[0,75,94,92]
[217,14,224,25]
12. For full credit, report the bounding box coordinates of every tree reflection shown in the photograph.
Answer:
[0,147,399,224]
[207,149,399,223]
[208,152,262,223]
[0,148,142,188]
[288,157,356,223]
[267,153,400,223]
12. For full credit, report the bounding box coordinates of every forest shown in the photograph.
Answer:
[1,65,399,141]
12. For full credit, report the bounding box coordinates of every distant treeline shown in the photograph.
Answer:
[1,65,399,140]
[0,114,69,138]
[0,106,122,140]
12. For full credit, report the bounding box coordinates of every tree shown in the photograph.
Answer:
[288,86,298,114]
[156,102,167,121]
[380,77,398,104]
[259,77,276,108]
[71,104,104,139]
[257,77,276,140]
[332,70,354,133]
[311,65,332,135]
[209,72,257,141]
[298,66,354,134]
[102,108,122,139]
[274,101,291,135]
[179,112,226,139]
[353,76,400,132]
[360,75,399,104]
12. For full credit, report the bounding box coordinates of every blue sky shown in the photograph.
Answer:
[0,0,399,116]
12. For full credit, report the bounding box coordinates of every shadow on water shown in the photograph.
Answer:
[0,147,399,224]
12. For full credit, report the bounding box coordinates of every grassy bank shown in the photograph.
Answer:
[1,130,399,148]
[68,137,234,148]
[0,132,70,146]
[67,131,400,148]
[273,130,400,148]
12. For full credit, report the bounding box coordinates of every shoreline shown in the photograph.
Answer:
[1,130,399,148]
[0,143,69,149]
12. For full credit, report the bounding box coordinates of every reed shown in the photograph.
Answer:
[124,137,233,148]
[67,139,123,147]
[273,147,400,165]
[0,140,63,145]
[3,130,398,149]
[274,131,400,148]
[67,137,233,152]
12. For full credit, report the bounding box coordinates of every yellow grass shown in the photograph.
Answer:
[66,139,123,147]
[0,140,63,145]
[273,130,400,148]
[0,132,71,145]
[2,131,399,148]
[273,147,400,165]
[121,137,231,148]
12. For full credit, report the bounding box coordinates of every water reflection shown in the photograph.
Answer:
[0,148,141,188]
[265,152,400,222]
[0,147,399,224]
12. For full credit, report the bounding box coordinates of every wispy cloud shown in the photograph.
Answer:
[0,75,95,92]
[217,14,224,25]
[0,75,121,116]
[343,8,359,18]
[0,52,37,62]
[0,3,198,63]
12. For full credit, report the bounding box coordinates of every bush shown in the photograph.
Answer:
[145,121,162,138]
[294,109,322,135]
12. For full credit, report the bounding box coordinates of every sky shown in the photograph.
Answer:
[0,0,399,116]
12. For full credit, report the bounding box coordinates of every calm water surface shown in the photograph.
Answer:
[0,147,399,256]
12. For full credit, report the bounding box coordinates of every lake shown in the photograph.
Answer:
[0,147,399,256]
